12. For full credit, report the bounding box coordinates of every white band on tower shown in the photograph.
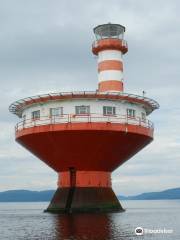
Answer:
[98,50,122,63]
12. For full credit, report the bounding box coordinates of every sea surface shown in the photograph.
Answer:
[0,200,179,240]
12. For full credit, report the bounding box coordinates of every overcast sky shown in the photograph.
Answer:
[0,0,180,195]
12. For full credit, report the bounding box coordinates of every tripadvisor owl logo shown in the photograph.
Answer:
[135,227,144,235]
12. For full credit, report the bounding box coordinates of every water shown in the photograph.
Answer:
[0,200,179,240]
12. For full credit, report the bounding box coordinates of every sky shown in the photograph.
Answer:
[0,0,180,195]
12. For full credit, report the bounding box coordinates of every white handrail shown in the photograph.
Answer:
[15,113,153,132]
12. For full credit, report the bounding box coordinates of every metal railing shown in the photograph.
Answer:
[15,113,153,132]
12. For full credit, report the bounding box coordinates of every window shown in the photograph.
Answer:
[127,109,136,118]
[32,110,40,120]
[50,107,63,117]
[22,115,26,124]
[75,106,90,115]
[103,106,116,115]
[141,112,146,121]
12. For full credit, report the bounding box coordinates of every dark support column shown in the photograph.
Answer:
[46,170,124,213]
[65,168,76,213]
[45,187,124,213]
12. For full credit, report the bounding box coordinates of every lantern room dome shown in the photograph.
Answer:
[93,23,125,40]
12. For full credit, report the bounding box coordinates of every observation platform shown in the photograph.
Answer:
[15,113,153,135]
[9,91,159,117]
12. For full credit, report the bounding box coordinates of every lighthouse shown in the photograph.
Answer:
[93,23,127,93]
[9,23,159,213]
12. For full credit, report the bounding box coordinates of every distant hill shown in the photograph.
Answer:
[0,190,55,202]
[118,187,180,200]
[0,188,180,202]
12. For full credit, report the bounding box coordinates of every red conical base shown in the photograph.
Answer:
[16,123,153,213]
[16,123,153,172]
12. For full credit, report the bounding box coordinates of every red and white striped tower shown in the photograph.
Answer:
[92,23,128,93]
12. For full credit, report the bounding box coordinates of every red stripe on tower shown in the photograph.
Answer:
[98,60,123,72]
[98,80,124,92]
